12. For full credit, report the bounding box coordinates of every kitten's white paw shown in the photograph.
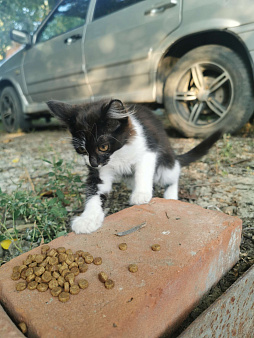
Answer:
[71,211,104,234]
[130,191,152,205]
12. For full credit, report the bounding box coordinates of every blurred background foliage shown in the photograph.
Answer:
[0,0,59,61]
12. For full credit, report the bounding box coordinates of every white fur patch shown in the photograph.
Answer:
[154,161,181,200]
[71,195,104,234]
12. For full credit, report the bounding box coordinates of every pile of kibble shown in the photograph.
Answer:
[11,242,161,305]
[12,242,161,335]
[11,245,115,303]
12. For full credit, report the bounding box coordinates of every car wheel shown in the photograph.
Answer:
[164,45,254,137]
[0,86,31,133]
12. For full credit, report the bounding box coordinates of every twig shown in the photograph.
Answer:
[188,182,221,187]
[24,167,35,192]
[115,222,147,236]
[231,158,252,165]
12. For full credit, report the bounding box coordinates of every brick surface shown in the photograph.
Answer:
[0,304,24,337]
[180,265,254,337]
[0,198,242,338]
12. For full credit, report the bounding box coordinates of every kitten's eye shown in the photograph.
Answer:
[98,144,109,152]
[76,146,87,154]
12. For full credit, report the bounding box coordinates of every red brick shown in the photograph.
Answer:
[179,265,254,337]
[0,198,242,337]
[0,304,24,337]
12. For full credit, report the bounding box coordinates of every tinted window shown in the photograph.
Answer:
[37,0,90,43]
[94,0,144,20]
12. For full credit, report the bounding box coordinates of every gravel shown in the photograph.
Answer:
[0,120,253,333]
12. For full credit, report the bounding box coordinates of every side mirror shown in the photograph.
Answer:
[10,29,32,46]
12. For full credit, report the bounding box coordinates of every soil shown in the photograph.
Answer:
[0,118,253,335]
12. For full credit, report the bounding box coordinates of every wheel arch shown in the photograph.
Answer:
[156,29,254,104]
[0,78,28,113]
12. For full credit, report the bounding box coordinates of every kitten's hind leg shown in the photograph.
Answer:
[130,152,157,205]
[164,182,179,200]
[157,161,181,200]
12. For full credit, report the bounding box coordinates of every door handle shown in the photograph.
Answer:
[144,0,177,16]
[64,34,82,45]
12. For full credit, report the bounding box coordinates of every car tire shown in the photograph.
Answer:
[164,45,254,137]
[0,86,31,133]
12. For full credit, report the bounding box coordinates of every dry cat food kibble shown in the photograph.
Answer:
[93,257,102,265]
[78,279,89,289]
[98,271,108,283]
[105,279,115,289]
[18,322,27,334]
[16,281,27,291]
[11,246,97,302]
[58,291,70,303]
[128,264,138,273]
[151,244,161,251]
[118,243,127,251]
[98,272,115,289]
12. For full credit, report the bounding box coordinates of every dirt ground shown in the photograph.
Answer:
[0,118,253,333]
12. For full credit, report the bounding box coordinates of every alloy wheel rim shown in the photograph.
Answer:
[173,62,234,128]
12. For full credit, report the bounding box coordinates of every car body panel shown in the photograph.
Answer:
[0,0,254,117]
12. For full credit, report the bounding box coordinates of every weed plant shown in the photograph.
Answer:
[0,158,85,255]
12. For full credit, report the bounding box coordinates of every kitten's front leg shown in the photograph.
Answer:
[71,167,113,234]
[71,195,105,234]
[130,152,157,205]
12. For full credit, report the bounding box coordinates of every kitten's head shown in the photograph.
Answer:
[47,99,134,168]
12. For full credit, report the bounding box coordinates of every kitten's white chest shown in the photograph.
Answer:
[107,125,147,176]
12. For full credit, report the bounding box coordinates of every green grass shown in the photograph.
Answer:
[0,157,85,257]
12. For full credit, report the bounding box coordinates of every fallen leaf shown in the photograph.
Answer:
[1,239,17,250]
[12,158,20,163]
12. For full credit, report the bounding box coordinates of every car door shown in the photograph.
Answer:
[22,0,92,103]
[84,0,181,102]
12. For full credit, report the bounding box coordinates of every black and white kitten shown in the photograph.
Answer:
[47,99,222,234]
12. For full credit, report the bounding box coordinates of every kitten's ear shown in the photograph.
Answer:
[47,100,77,126]
[106,99,131,120]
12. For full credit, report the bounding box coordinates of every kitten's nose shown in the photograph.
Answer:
[89,156,98,167]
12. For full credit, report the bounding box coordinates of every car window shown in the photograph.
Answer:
[37,0,90,43]
[93,0,145,20]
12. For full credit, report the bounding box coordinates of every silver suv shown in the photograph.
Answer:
[1,0,254,137]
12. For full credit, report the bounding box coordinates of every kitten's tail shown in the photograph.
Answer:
[177,129,224,167]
